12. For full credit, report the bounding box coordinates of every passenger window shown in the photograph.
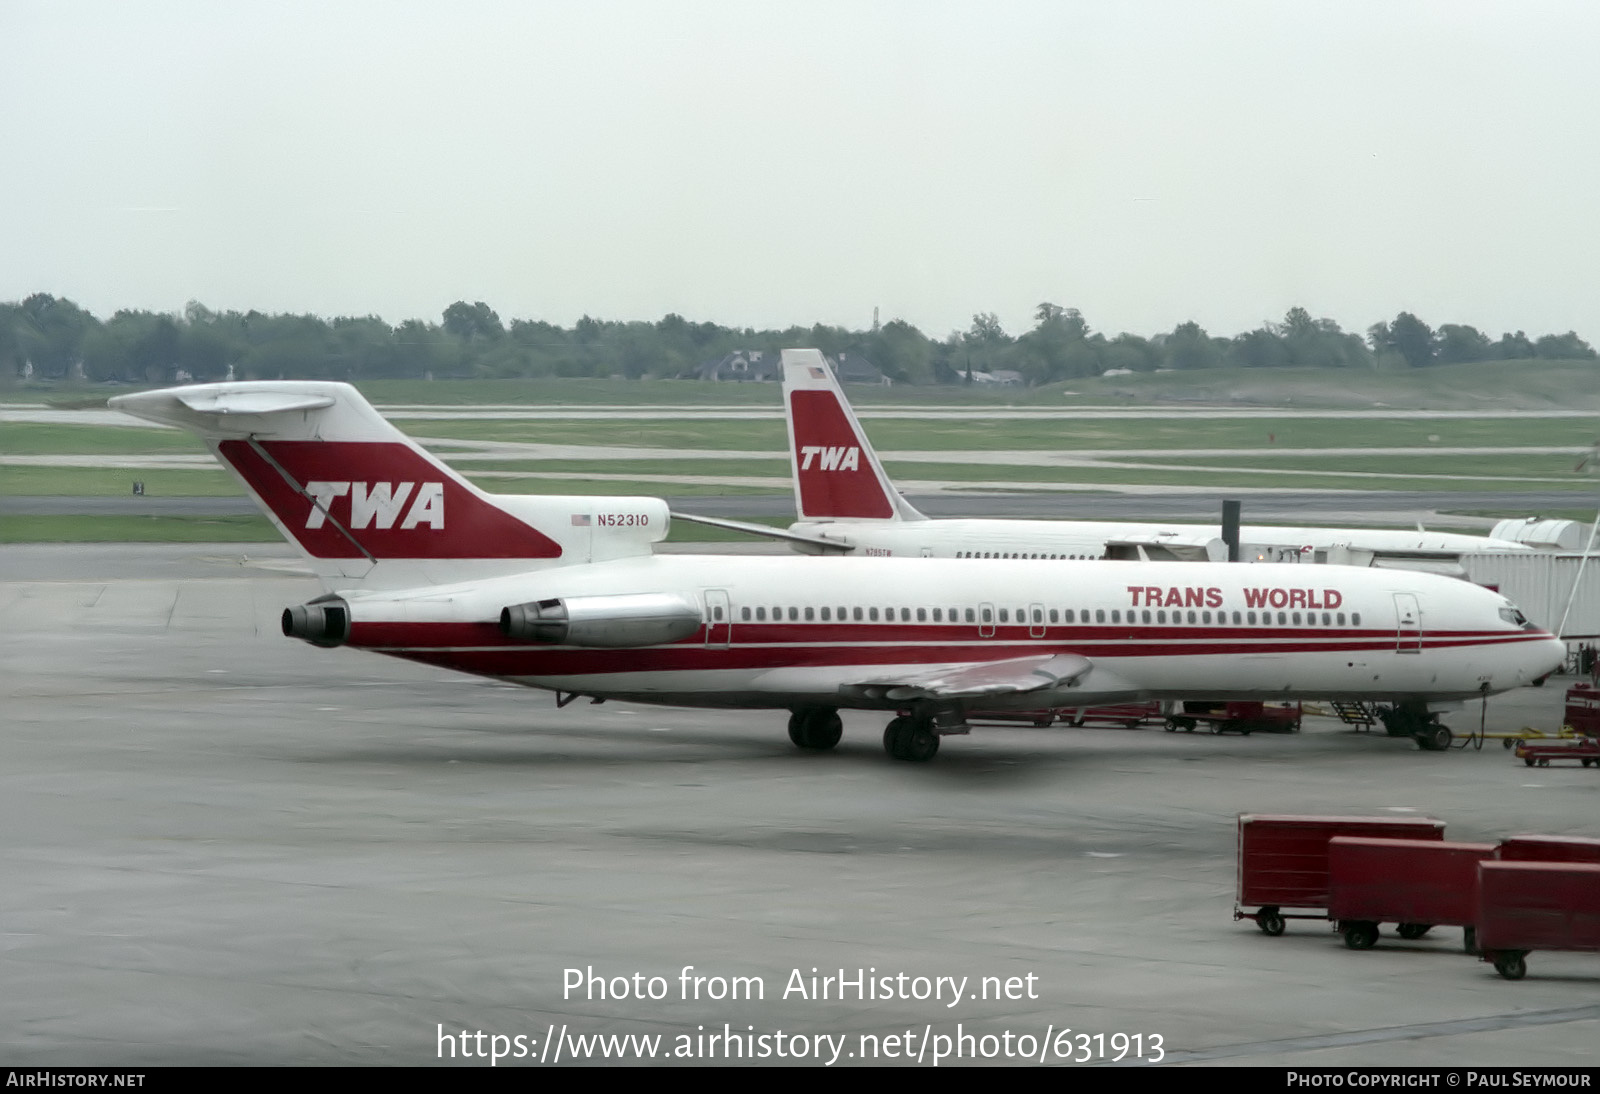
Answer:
[1095,609,1105,623]
[713,606,724,620]
[804,607,814,621]
[1202,611,1211,624]
[902,608,911,622]
[933,608,942,622]
[1157,610,1166,623]
[1232,611,1241,624]
[853,607,863,621]
[966,608,976,623]
[756,607,766,621]
[1247,611,1256,624]
[820,607,830,621]
[1278,612,1287,625]
[1292,612,1301,625]
[1322,612,1331,625]
[1142,610,1151,623]
[1353,612,1361,626]
[741,607,751,621]
[789,607,799,621]
[869,607,879,621]
[1048,609,1058,623]
[1111,610,1120,623]
[981,607,992,623]
[999,609,1009,623]
[1187,610,1196,624]
[1337,612,1346,626]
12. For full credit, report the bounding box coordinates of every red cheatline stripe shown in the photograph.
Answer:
[354,634,1554,678]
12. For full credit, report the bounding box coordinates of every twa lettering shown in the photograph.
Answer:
[304,481,445,530]
[1126,585,1345,610]
[799,445,861,472]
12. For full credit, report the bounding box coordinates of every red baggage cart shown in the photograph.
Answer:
[1563,683,1600,737]
[1476,861,1600,980]
[1167,701,1302,735]
[1514,739,1600,767]
[1498,834,1600,864]
[1065,702,1163,729]
[1327,837,1497,951]
[1235,814,1446,935]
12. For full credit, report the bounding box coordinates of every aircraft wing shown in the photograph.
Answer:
[668,511,856,553]
[841,653,1091,702]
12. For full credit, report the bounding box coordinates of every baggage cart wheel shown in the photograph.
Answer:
[1492,951,1528,980]
[1164,719,1178,733]
[1396,923,1432,940]
[1502,738,1515,750]
[1463,926,1477,955]
[1524,756,1535,766]
[1342,921,1380,950]
[1257,910,1286,936]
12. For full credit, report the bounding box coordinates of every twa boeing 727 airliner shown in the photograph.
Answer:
[732,349,1538,568]
[109,382,1562,761]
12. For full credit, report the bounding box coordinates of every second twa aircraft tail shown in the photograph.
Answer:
[109,382,670,589]
[780,348,925,523]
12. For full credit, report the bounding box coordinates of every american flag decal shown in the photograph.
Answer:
[571,513,591,526]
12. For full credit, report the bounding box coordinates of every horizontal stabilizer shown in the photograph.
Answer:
[668,511,855,553]
[842,653,1091,702]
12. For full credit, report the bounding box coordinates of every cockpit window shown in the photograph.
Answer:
[1499,606,1529,627]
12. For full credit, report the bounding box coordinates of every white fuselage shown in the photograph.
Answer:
[788,517,1534,563]
[338,556,1563,711]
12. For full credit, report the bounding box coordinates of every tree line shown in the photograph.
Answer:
[0,293,1592,387]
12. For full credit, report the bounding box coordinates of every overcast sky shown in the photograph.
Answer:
[4,1,1599,342]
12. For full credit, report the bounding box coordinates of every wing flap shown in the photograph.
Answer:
[842,653,1091,702]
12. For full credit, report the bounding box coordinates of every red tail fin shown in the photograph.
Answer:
[780,349,922,522]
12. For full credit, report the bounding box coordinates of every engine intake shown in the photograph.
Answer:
[500,592,702,648]
[282,598,351,647]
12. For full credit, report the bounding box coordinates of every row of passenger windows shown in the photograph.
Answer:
[733,604,1363,627]
[956,551,1097,560]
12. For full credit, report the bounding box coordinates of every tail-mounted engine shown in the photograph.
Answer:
[282,596,351,647]
[500,592,702,648]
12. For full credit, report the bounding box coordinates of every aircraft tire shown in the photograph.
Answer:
[790,708,843,750]
[883,717,914,758]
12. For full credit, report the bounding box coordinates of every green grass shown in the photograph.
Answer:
[0,514,277,543]
[0,423,209,455]
[0,466,240,496]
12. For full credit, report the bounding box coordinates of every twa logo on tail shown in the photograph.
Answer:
[305,482,444,530]
[799,446,861,472]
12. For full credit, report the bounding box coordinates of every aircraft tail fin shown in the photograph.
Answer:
[108,382,669,587]
[780,349,924,522]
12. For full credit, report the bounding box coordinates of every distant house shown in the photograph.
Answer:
[689,350,781,382]
[689,349,888,385]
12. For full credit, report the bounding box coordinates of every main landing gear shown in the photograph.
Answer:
[787,707,843,751]
[883,715,941,762]
[784,707,952,761]
[1378,702,1454,752]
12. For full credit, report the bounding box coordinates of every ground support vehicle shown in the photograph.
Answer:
[1514,739,1600,767]
[1167,701,1301,735]
[1476,861,1600,980]
[1235,814,1446,935]
[1499,834,1600,864]
[1327,837,1497,952]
